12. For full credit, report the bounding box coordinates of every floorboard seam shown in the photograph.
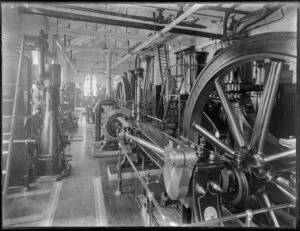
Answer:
[41,181,63,226]
[6,188,52,199]
[3,214,44,227]
[93,177,108,226]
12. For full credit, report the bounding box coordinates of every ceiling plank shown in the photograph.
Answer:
[49,27,148,42]
[65,44,129,52]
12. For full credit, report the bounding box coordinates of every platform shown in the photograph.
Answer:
[2,109,145,227]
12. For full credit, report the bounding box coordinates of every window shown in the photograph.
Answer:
[84,74,97,96]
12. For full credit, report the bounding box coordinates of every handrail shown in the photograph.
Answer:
[2,35,26,198]
[118,139,294,227]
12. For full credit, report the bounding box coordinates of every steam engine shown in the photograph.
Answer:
[103,32,296,227]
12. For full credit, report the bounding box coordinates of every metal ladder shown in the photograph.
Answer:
[2,35,27,198]
[156,44,169,116]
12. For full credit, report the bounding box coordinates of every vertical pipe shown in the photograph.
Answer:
[137,73,141,121]
[2,35,25,198]
[24,142,29,191]
[107,50,112,99]
[39,47,45,83]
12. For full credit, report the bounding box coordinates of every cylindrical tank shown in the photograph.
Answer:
[36,64,65,177]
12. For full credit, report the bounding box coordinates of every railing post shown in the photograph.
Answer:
[115,148,123,196]
[245,209,253,227]
[24,141,30,191]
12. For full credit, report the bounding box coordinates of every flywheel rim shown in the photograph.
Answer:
[182,32,296,226]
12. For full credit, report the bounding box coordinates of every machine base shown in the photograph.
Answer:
[135,194,181,226]
[92,141,119,158]
[107,164,161,181]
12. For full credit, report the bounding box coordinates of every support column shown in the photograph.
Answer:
[107,50,112,99]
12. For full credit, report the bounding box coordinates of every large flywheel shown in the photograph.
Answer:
[116,75,132,108]
[182,32,296,226]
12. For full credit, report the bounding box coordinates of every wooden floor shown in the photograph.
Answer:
[2,109,145,227]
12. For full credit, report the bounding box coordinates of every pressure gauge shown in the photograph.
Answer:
[203,206,218,221]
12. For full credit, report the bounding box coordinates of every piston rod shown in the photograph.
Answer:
[193,122,236,156]
[125,133,165,156]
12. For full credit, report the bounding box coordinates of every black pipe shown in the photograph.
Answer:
[20,7,223,39]
[51,4,207,29]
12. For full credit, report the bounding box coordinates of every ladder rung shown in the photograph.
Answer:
[2,140,10,144]
[2,151,8,155]
[3,115,24,118]
[2,83,16,86]
[2,133,12,136]
[2,170,6,175]
[3,99,14,102]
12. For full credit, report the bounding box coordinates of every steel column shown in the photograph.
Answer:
[107,50,112,99]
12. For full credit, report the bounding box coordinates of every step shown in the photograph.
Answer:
[2,115,24,118]
[2,99,14,103]
[2,83,16,86]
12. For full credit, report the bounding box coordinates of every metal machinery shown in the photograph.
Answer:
[93,99,131,155]
[111,32,296,227]
[21,31,82,186]
[84,96,99,124]
[61,82,78,130]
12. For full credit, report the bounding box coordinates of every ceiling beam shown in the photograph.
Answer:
[49,27,148,42]
[50,4,207,29]
[139,4,251,16]
[65,45,129,52]
[20,5,222,39]
[112,4,209,69]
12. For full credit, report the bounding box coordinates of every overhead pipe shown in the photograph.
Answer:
[112,4,209,68]
[55,37,77,72]
[20,6,222,39]
[51,4,207,29]
[107,50,112,99]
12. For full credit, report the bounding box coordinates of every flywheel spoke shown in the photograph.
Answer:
[261,148,296,164]
[215,77,246,148]
[192,122,236,156]
[261,191,280,227]
[249,61,283,153]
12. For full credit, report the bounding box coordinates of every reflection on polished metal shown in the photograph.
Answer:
[215,77,245,148]
[262,148,296,163]
[249,61,283,153]
[261,192,280,227]
[125,133,165,156]
[193,122,236,156]
[245,209,253,227]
